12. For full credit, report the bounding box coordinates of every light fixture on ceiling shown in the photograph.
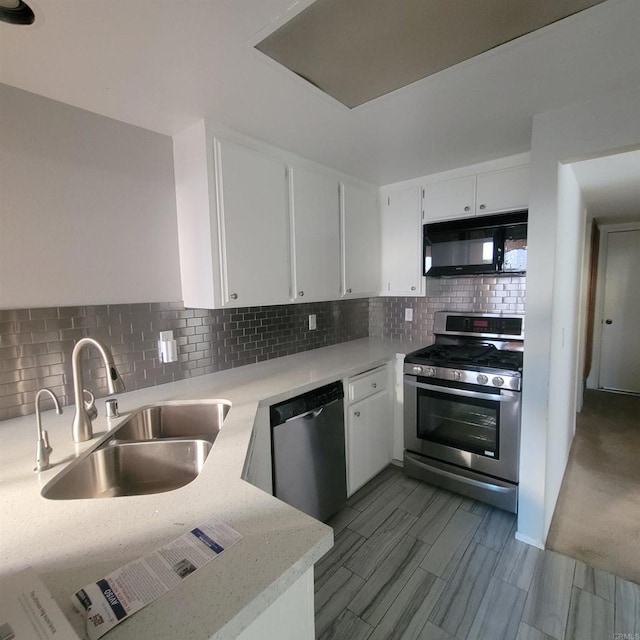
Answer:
[0,0,35,25]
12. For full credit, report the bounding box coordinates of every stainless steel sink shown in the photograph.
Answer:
[42,440,211,499]
[41,400,231,500]
[110,401,231,444]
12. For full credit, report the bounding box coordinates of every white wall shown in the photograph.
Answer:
[0,84,182,308]
[517,84,640,548]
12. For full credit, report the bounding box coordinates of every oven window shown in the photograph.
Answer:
[416,388,498,458]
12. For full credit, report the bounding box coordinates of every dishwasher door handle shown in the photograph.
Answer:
[285,407,324,422]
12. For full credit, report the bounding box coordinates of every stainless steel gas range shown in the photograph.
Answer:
[403,311,524,513]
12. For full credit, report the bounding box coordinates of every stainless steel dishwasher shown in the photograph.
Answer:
[270,381,346,522]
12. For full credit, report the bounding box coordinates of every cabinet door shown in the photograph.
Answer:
[216,139,291,306]
[422,175,475,222]
[341,182,380,297]
[476,166,529,215]
[290,166,341,302]
[381,186,424,296]
[347,390,391,495]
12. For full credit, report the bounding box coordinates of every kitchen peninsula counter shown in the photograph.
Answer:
[0,337,417,639]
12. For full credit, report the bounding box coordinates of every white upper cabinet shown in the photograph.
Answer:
[216,139,291,306]
[475,165,529,215]
[422,175,476,222]
[341,181,380,297]
[173,124,291,309]
[381,186,424,296]
[289,166,341,302]
[422,163,529,223]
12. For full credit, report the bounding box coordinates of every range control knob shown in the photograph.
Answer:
[412,366,423,374]
[453,371,463,381]
[427,367,437,377]
[476,374,489,385]
[492,376,505,387]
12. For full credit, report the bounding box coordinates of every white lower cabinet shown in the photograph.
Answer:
[345,365,392,495]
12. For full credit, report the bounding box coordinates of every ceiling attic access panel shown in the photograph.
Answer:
[255,0,607,108]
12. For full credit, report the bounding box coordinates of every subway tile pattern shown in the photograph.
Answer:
[0,299,368,421]
[369,275,526,344]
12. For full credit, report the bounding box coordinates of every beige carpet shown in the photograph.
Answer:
[546,389,640,584]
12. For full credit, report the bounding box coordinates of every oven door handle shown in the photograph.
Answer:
[404,378,517,402]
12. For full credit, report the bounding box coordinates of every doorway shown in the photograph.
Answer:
[590,224,640,394]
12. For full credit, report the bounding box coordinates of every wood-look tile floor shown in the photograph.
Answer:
[314,465,640,640]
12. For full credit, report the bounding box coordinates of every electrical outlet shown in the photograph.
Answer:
[309,314,317,330]
[405,308,413,322]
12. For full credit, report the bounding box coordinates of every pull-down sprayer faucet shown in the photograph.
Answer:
[71,338,125,442]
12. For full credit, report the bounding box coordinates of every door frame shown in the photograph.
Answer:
[587,221,640,390]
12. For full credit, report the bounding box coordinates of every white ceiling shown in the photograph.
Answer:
[571,150,640,222]
[1,0,640,185]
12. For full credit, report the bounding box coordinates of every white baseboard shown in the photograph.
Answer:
[515,531,545,550]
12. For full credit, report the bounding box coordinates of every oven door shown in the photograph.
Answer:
[404,375,520,482]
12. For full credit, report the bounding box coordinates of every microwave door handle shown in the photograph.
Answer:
[404,378,517,403]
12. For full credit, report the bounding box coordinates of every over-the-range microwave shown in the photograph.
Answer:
[423,210,528,277]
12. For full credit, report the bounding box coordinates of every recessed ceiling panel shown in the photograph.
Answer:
[256,0,608,108]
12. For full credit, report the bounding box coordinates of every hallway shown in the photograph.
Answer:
[547,390,640,584]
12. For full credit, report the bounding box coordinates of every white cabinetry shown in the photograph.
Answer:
[290,166,341,302]
[216,138,291,306]
[345,365,392,495]
[423,165,529,223]
[173,123,291,308]
[475,165,529,216]
[381,186,424,296]
[422,175,476,222]
[341,182,380,298]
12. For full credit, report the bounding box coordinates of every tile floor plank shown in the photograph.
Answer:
[565,586,614,640]
[314,566,365,638]
[348,535,429,627]
[349,479,416,538]
[318,608,372,640]
[398,481,439,517]
[615,575,640,635]
[409,490,462,544]
[368,568,446,640]
[466,577,527,640]
[345,508,418,580]
[315,528,365,592]
[459,496,492,517]
[515,622,556,640]
[326,505,360,536]
[494,537,541,592]
[573,560,615,602]
[420,508,483,580]
[347,465,401,512]
[473,507,516,552]
[428,541,499,639]
[521,550,575,640]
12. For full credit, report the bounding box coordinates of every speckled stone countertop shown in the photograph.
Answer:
[0,338,418,640]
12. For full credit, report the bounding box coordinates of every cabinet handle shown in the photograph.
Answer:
[230,293,238,300]
[347,288,352,294]
[372,382,377,389]
[298,291,304,297]
[354,411,360,418]
[464,206,471,212]
[411,286,416,291]
[479,204,486,210]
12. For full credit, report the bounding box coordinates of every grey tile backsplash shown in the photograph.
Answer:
[1,277,525,421]
[369,275,526,345]
[0,299,369,421]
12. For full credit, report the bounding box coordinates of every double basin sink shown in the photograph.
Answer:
[42,400,231,500]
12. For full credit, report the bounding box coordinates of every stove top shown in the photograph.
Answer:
[407,343,523,373]
[404,311,524,391]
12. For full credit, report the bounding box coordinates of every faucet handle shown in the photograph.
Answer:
[83,389,98,421]
[43,429,52,453]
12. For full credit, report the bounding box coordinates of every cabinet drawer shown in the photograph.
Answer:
[348,365,388,403]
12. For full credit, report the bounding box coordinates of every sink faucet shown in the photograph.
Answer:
[34,388,62,472]
[71,338,125,442]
